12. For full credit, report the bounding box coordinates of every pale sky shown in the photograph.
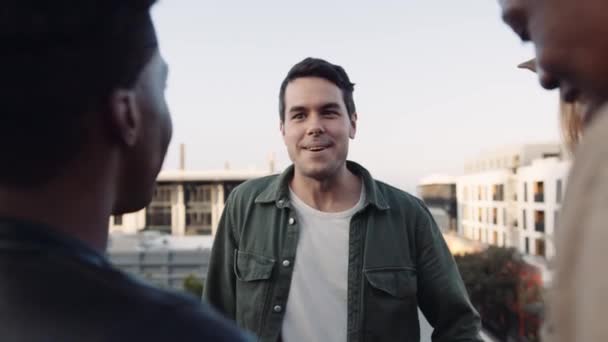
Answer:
[151,0,559,193]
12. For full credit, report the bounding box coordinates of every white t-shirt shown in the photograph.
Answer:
[281,186,366,342]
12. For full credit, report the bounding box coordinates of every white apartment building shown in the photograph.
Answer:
[109,169,271,236]
[516,157,570,259]
[457,144,570,261]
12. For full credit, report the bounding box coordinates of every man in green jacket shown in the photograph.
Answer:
[204,57,481,342]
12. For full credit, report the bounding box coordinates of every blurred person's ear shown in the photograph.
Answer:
[349,112,357,139]
[109,89,141,147]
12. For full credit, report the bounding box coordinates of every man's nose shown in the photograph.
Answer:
[306,114,325,135]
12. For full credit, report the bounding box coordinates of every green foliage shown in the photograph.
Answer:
[183,274,204,300]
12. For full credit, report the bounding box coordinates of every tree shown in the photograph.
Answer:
[454,246,543,340]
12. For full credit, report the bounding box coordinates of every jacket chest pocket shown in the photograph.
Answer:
[234,250,275,335]
[363,267,419,341]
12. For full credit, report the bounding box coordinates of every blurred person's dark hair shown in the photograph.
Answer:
[279,57,356,122]
[0,0,158,187]
[518,59,583,153]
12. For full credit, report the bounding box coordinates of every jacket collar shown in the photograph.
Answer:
[255,160,390,211]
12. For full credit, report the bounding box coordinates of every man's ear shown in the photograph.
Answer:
[349,112,358,139]
[108,89,140,147]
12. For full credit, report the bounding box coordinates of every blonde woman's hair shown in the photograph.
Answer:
[559,99,584,153]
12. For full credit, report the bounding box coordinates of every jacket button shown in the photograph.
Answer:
[273,305,283,313]
[288,217,296,225]
[282,260,291,267]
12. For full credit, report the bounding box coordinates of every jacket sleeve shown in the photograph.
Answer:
[415,202,482,342]
[203,192,238,320]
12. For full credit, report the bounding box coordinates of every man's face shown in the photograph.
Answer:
[499,0,608,125]
[281,77,356,181]
[114,50,173,214]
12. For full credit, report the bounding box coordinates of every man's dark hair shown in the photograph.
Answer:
[279,57,356,122]
[0,0,158,187]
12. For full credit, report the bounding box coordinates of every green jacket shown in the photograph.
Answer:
[204,161,481,342]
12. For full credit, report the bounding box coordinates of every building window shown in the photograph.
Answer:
[477,228,482,242]
[535,210,546,232]
[522,209,527,230]
[525,237,530,254]
[223,182,242,202]
[463,186,469,201]
[185,184,214,235]
[186,212,212,235]
[146,207,172,230]
[492,184,505,201]
[185,184,212,203]
[478,208,483,222]
[555,210,560,232]
[503,208,507,226]
[478,186,482,201]
[493,231,498,245]
[492,208,498,225]
[524,182,528,202]
[556,179,563,203]
[146,184,175,232]
[113,215,123,226]
[536,239,546,257]
[534,181,545,203]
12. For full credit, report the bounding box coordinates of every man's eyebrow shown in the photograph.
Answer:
[288,106,307,113]
[320,103,342,110]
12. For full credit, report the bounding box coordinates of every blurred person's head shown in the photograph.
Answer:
[279,58,357,181]
[499,0,608,127]
[0,0,171,215]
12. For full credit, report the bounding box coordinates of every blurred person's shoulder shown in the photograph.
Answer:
[90,265,251,341]
[5,243,250,341]
[577,106,608,160]
[566,106,608,190]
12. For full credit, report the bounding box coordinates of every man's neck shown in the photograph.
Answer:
[290,165,362,212]
[0,177,113,252]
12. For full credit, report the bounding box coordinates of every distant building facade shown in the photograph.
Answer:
[456,144,570,261]
[109,169,272,236]
[417,175,458,232]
